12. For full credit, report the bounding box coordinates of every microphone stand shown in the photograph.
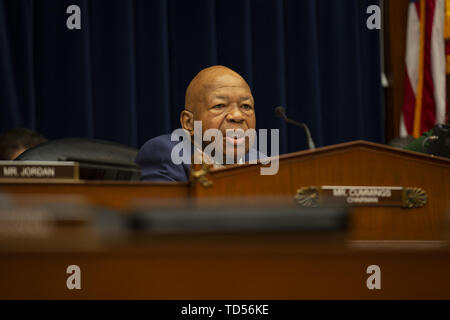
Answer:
[276,107,316,150]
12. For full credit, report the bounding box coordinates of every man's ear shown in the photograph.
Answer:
[180,109,194,135]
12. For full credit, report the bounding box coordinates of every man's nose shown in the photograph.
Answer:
[226,104,244,123]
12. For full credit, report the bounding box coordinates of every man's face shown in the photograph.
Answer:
[193,73,256,157]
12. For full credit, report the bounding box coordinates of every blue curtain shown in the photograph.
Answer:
[0,0,384,154]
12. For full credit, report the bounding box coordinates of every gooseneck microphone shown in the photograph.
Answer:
[275,106,316,150]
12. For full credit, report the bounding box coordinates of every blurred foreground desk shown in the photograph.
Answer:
[0,180,189,210]
[1,234,450,299]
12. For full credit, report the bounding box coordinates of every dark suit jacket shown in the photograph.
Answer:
[135,133,265,182]
[135,134,190,182]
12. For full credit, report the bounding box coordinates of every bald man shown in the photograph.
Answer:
[135,65,262,182]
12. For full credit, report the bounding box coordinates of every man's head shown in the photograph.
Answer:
[0,128,47,160]
[180,65,256,159]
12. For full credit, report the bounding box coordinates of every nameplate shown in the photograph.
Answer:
[0,161,79,181]
[295,186,427,208]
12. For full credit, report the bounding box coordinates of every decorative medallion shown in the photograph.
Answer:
[402,187,427,208]
[294,187,320,207]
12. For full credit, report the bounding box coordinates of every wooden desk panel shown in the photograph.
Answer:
[193,141,450,241]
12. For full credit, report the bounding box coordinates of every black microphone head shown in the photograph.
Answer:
[274,106,286,118]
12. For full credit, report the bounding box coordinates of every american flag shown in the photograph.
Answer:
[401,0,447,138]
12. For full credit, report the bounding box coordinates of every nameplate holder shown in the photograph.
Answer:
[0,161,79,181]
[295,186,427,209]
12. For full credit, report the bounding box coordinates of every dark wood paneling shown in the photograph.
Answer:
[384,0,410,140]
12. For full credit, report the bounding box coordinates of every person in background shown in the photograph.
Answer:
[0,128,47,160]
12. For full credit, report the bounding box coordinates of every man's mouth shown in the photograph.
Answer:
[223,129,246,146]
[225,136,245,146]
